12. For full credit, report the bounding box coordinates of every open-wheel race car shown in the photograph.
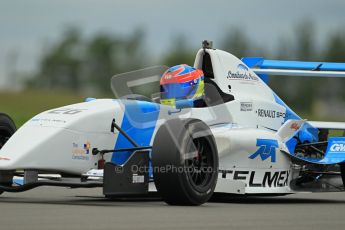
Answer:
[1,40,345,205]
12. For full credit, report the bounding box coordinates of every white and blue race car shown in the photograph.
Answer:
[0,40,345,205]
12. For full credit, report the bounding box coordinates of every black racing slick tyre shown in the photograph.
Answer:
[340,164,345,188]
[0,113,16,195]
[152,118,218,206]
[0,113,16,150]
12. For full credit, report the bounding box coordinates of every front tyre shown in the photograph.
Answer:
[0,113,16,195]
[152,118,218,205]
[0,113,16,150]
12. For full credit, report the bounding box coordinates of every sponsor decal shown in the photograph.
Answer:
[30,118,67,123]
[221,170,290,187]
[328,138,345,153]
[83,142,91,154]
[240,102,253,111]
[227,64,259,81]
[249,139,279,162]
[164,74,172,80]
[0,156,10,161]
[290,122,300,131]
[132,174,145,183]
[330,144,345,152]
[48,108,86,115]
[257,109,285,119]
[72,141,91,160]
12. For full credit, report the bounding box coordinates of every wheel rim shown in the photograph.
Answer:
[185,137,214,191]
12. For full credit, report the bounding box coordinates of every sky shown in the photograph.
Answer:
[1,0,345,88]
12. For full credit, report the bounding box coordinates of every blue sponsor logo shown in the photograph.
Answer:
[249,139,279,162]
[238,64,249,71]
[327,138,345,153]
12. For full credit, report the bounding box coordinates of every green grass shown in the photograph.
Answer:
[0,90,85,127]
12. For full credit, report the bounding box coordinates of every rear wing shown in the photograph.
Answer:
[308,121,345,131]
[241,57,345,83]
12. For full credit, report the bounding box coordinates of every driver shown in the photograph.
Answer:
[160,64,205,107]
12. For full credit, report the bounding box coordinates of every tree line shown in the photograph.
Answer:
[26,21,345,117]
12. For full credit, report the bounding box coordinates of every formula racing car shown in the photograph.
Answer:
[1,40,345,205]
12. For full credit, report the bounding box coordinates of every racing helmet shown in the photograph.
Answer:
[160,64,205,106]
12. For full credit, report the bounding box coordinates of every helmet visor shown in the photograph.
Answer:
[160,81,197,100]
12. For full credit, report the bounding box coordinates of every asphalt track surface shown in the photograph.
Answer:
[1,188,345,230]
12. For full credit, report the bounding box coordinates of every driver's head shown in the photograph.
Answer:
[160,64,204,106]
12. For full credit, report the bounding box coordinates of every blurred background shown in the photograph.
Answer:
[0,0,344,126]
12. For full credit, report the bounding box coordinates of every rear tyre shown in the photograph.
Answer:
[340,164,345,188]
[0,113,16,195]
[152,118,218,205]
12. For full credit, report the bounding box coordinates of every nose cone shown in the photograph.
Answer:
[0,125,62,169]
[0,99,122,174]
